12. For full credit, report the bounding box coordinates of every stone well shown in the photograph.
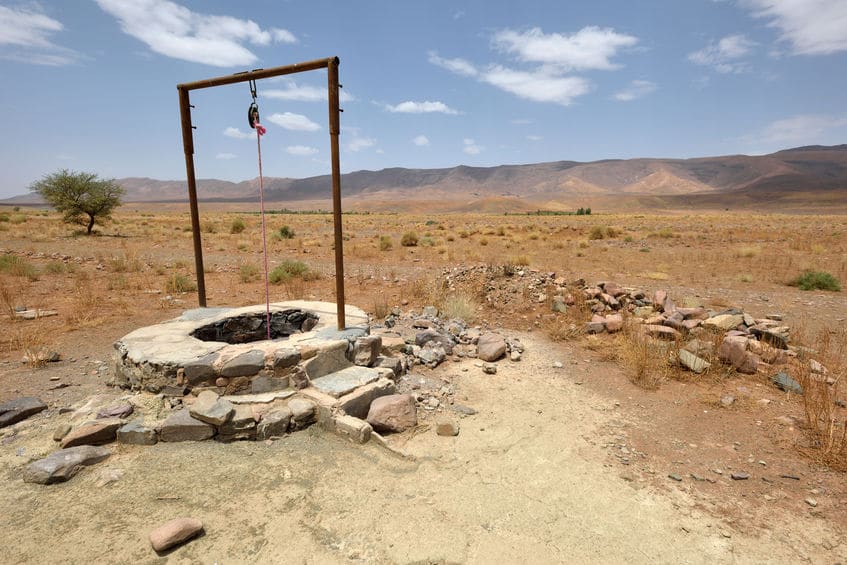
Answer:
[111,301,402,444]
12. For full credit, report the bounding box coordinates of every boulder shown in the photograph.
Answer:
[366,394,417,433]
[652,290,667,311]
[149,517,204,553]
[477,333,507,361]
[604,313,624,333]
[414,329,455,354]
[23,445,111,484]
[0,396,47,428]
[418,341,447,368]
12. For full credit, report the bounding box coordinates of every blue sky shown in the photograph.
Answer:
[1,0,846,198]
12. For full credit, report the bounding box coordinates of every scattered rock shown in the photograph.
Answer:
[718,336,759,374]
[333,414,372,444]
[482,363,497,375]
[731,472,750,480]
[366,394,417,433]
[23,445,111,484]
[60,419,123,448]
[668,473,683,482]
[804,498,818,508]
[149,517,204,553]
[96,403,134,419]
[678,349,710,374]
[288,397,317,429]
[450,404,477,415]
[117,421,158,445]
[53,424,72,442]
[352,336,382,367]
[476,333,507,362]
[436,419,460,436]
[771,372,803,394]
[0,397,47,428]
[720,395,736,407]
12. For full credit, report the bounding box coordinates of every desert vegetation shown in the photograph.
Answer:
[0,205,845,470]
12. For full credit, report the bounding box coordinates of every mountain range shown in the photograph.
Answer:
[8,144,847,213]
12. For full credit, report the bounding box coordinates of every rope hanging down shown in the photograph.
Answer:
[248,79,271,340]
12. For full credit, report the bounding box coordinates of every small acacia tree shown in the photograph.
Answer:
[30,169,125,234]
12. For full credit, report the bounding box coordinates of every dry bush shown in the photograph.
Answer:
[543,286,592,342]
[438,292,478,323]
[794,327,847,470]
[617,321,672,390]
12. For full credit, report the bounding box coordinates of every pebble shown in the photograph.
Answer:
[805,498,818,507]
[731,472,750,480]
[552,361,563,369]
[668,473,683,482]
[482,363,497,375]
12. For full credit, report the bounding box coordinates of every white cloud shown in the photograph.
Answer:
[511,118,534,125]
[267,112,321,131]
[0,6,80,65]
[412,135,430,147]
[482,66,591,106]
[95,0,296,67]
[613,79,657,101]
[428,51,478,77]
[753,114,847,145]
[492,26,638,71]
[285,145,319,156]
[463,138,483,155]
[263,81,354,102]
[215,152,237,160]
[385,100,460,114]
[224,126,254,139]
[347,136,376,152]
[688,34,756,73]
[746,0,847,55]
[526,135,543,141]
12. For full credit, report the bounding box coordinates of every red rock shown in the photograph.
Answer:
[366,394,417,433]
[149,517,204,553]
[477,333,507,362]
[60,419,123,448]
[718,336,759,374]
[642,324,681,340]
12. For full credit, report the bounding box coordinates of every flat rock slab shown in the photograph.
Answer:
[149,517,204,553]
[23,445,111,484]
[219,350,266,378]
[160,409,215,442]
[222,390,295,404]
[117,421,158,445]
[61,419,123,448]
[311,366,380,398]
[0,397,47,428]
[678,349,711,374]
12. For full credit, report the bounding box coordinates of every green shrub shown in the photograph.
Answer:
[789,271,841,291]
[275,225,295,240]
[0,213,9,222]
[269,260,316,284]
[401,231,419,247]
[165,274,197,293]
[230,217,246,234]
[379,235,393,251]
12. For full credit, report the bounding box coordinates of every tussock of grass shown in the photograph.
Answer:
[269,260,318,284]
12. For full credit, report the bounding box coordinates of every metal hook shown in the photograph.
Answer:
[249,79,258,101]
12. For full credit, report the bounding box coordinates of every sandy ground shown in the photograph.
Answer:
[1,330,844,564]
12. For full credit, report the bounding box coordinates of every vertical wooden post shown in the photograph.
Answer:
[327,57,346,330]
[177,87,207,307]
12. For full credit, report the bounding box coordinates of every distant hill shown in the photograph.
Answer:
[6,145,846,212]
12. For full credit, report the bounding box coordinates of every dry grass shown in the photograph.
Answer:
[793,326,847,470]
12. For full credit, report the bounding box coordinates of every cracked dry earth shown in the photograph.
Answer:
[1,328,845,564]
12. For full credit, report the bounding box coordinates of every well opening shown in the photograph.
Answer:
[190,308,319,345]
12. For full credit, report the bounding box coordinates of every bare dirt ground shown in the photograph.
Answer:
[0,208,845,563]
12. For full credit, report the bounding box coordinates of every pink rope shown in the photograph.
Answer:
[254,121,271,340]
